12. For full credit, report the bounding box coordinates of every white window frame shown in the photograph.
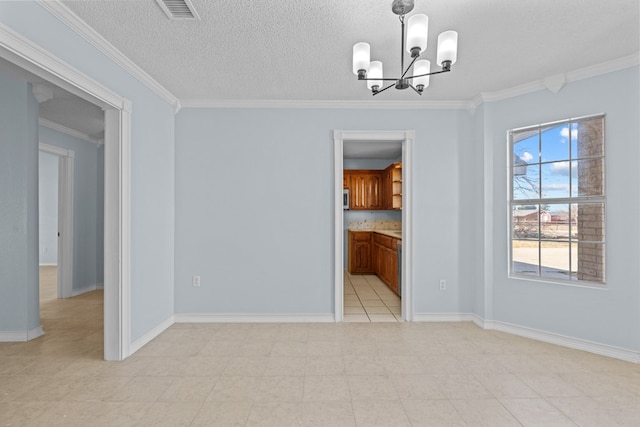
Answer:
[508,113,606,286]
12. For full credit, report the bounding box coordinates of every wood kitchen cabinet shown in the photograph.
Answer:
[383,162,402,210]
[349,230,400,295]
[347,171,383,210]
[344,164,401,211]
[348,231,372,274]
[372,233,400,294]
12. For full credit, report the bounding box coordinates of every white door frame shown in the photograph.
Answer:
[39,143,74,299]
[333,130,415,321]
[0,23,131,360]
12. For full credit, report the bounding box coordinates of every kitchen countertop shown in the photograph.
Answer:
[349,229,402,240]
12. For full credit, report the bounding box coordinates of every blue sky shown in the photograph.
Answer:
[513,123,579,201]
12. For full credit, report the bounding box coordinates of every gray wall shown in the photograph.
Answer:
[0,73,40,332]
[479,66,640,351]
[38,151,58,265]
[0,1,175,342]
[39,126,103,292]
[174,108,472,315]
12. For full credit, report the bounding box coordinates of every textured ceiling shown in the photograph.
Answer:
[59,0,639,102]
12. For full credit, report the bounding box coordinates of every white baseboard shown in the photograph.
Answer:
[412,313,477,322]
[412,313,639,363]
[174,313,336,323]
[128,315,175,356]
[39,263,57,267]
[28,325,45,340]
[71,283,102,297]
[0,325,45,342]
[483,319,640,364]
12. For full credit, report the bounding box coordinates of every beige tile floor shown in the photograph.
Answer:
[1,268,640,425]
[344,272,402,323]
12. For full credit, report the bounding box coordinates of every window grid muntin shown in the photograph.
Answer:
[509,114,605,284]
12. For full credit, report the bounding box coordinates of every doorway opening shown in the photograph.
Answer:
[38,143,75,300]
[0,25,131,360]
[334,130,414,322]
[38,149,60,302]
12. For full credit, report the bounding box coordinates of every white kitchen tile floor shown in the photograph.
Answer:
[344,272,402,322]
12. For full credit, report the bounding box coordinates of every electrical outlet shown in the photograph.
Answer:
[439,279,446,291]
[192,275,201,287]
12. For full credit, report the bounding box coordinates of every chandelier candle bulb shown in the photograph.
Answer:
[436,30,458,67]
[367,61,384,91]
[352,42,371,77]
[413,59,430,91]
[406,14,428,57]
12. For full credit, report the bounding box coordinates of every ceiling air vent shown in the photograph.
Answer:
[155,0,200,20]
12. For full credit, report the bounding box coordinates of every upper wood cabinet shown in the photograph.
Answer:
[344,163,401,211]
[346,171,383,210]
[383,162,402,210]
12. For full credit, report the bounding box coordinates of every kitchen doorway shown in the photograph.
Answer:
[333,130,414,322]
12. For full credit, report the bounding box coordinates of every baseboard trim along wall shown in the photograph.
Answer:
[71,283,103,297]
[0,326,44,342]
[174,313,336,323]
[124,311,640,364]
[412,313,477,322]
[483,319,640,364]
[128,315,175,356]
[414,312,640,364]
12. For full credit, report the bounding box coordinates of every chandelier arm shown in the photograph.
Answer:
[372,82,396,96]
[361,77,406,81]
[407,68,451,80]
[400,55,419,79]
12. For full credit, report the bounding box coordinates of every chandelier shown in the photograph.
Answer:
[352,0,458,96]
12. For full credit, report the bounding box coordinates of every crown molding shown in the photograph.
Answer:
[39,118,103,146]
[36,0,180,112]
[478,52,639,104]
[0,22,126,110]
[566,52,639,83]
[179,53,638,110]
[179,98,476,110]
[478,80,547,104]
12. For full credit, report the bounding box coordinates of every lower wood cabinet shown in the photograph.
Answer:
[348,230,400,295]
[373,233,399,295]
[348,231,372,274]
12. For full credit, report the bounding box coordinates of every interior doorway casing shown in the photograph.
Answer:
[39,142,74,299]
[333,130,414,322]
[0,23,131,360]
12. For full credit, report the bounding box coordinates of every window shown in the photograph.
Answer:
[509,114,605,284]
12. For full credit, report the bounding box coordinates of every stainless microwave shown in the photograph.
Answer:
[343,189,349,210]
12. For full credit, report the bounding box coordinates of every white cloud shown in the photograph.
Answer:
[521,152,533,162]
[543,183,570,191]
[550,161,577,175]
[560,127,578,141]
